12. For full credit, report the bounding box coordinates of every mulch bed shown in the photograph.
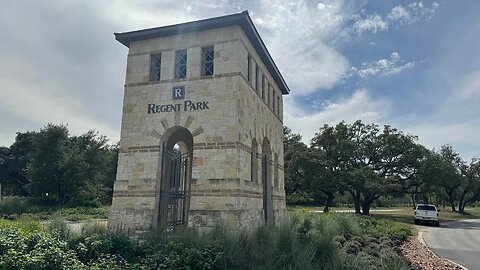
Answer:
[401,234,464,270]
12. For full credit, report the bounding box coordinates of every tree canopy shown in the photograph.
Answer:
[284,120,479,214]
[0,124,117,206]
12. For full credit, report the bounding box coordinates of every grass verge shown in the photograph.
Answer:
[1,210,416,269]
[371,207,480,225]
[0,196,110,221]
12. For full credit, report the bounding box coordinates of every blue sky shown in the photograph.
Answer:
[0,0,479,160]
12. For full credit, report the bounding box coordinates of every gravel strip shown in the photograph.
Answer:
[401,235,464,270]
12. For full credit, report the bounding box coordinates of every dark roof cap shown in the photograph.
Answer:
[114,11,290,95]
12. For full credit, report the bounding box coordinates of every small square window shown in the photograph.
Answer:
[175,50,187,79]
[150,54,161,81]
[202,46,214,76]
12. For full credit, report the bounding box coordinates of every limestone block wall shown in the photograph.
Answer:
[109,24,287,234]
[233,29,287,224]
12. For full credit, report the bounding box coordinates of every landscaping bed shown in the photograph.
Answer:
[0,211,419,269]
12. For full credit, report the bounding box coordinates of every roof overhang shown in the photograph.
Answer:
[114,11,290,95]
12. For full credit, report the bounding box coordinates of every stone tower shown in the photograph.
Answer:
[109,11,290,234]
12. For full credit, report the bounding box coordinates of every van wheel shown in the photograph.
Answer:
[414,219,419,225]
[435,221,440,227]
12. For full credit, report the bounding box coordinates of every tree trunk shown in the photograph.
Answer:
[459,201,466,214]
[350,191,361,214]
[422,194,429,204]
[458,190,468,214]
[410,193,416,208]
[361,200,371,215]
[361,194,381,215]
[448,193,456,212]
[323,194,334,213]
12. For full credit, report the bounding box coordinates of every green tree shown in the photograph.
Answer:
[283,127,307,196]
[63,130,113,206]
[458,158,480,213]
[311,121,424,214]
[27,124,70,204]
[0,132,36,196]
[437,145,463,212]
[308,124,350,212]
[103,142,119,204]
[27,124,118,206]
[403,149,443,206]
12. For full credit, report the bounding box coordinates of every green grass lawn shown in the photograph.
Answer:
[289,205,480,226]
[371,207,480,225]
[0,196,110,221]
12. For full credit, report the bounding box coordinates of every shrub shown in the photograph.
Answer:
[137,241,223,270]
[56,206,110,221]
[332,214,362,238]
[0,196,33,216]
[0,223,84,269]
[46,216,73,240]
[357,218,412,241]
[88,254,129,269]
[81,221,107,236]
[0,211,416,269]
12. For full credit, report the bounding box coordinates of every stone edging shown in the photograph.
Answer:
[418,230,469,270]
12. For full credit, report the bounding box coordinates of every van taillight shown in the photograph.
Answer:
[414,210,416,215]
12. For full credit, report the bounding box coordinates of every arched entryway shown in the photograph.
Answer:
[154,126,193,230]
[262,138,274,224]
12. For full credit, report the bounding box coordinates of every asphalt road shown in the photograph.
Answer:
[422,219,480,270]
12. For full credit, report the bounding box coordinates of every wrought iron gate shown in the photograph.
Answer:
[166,149,192,231]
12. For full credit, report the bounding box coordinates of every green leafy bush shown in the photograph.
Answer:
[357,218,412,241]
[81,221,107,236]
[0,212,415,270]
[46,216,73,240]
[0,221,84,269]
[136,241,222,270]
[0,196,34,216]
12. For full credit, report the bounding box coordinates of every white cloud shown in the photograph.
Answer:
[405,120,480,161]
[404,1,439,22]
[453,70,480,100]
[0,80,119,144]
[0,0,442,147]
[388,6,411,24]
[349,52,414,78]
[352,1,439,34]
[317,3,334,10]
[353,14,388,34]
[395,67,480,160]
[95,0,353,95]
[254,0,350,95]
[284,89,390,143]
[92,1,196,30]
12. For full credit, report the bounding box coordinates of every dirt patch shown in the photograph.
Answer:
[401,235,464,270]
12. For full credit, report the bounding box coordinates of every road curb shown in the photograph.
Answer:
[419,230,469,270]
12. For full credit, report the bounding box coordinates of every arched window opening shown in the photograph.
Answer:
[274,153,278,188]
[262,138,273,224]
[251,139,258,182]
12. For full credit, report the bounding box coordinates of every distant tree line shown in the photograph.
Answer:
[0,124,118,206]
[284,120,480,214]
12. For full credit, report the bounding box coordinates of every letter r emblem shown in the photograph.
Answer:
[172,86,185,100]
